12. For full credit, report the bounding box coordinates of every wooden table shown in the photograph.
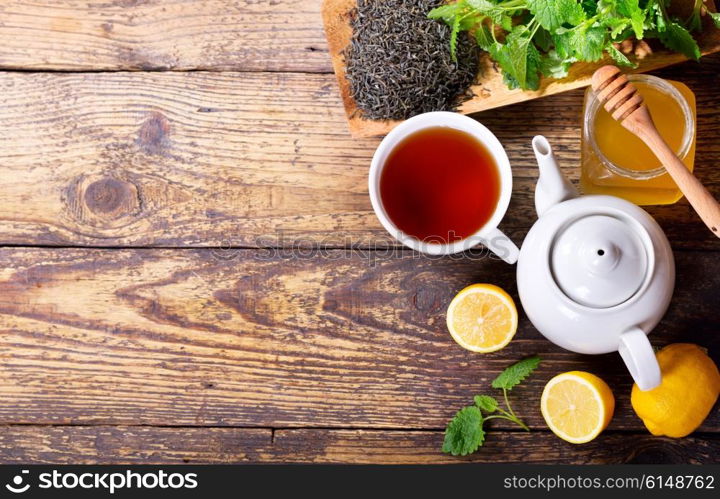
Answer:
[0,1,718,465]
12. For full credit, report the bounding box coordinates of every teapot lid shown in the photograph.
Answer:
[551,214,650,308]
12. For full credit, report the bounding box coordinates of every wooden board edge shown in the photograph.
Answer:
[321,0,363,132]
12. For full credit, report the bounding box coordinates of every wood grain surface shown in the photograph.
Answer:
[1,58,719,250]
[0,427,716,464]
[0,1,330,72]
[0,248,717,431]
[322,0,720,137]
[0,0,718,465]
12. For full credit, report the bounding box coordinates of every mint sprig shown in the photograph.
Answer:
[474,395,498,412]
[687,0,720,32]
[712,12,720,29]
[441,406,485,455]
[442,356,541,456]
[429,0,710,91]
[491,355,541,390]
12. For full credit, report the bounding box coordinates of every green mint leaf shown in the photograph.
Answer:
[475,24,493,51]
[459,14,483,31]
[492,355,542,391]
[659,21,701,60]
[428,2,464,23]
[524,41,542,90]
[466,0,495,11]
[489,41,516,87]
[489,25,542,90]
[604,17,631,39]
[500,14,514,31]
[552,32,573,58]
[534,26,554,52]
[710,12,720,29]
[474,395,499,413]
[645,0,668,33]
[539,50,575,78]
[442,406,485,456]
[427,7,453,24]
[616,0,645,39]
[528,0,586,31]
[581,0,598,16]
[466,0,514,29]
[629,11,646,39]
[606,43,637,67]
[570,26,607,61]
[450,15,461,61]
[467,0,502,18]
[501,70,522,90]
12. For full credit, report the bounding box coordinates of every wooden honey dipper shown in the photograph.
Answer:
[591,65,720,238]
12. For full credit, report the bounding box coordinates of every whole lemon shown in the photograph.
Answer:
[631,344,720,438]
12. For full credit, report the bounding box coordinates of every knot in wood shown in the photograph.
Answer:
[137,112,171,154]
[64,174,142,230]
[412,286,441,312]
[84,178,135,216]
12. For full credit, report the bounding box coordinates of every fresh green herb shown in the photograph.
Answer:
[442,406,485,455]
[491,355,541,390]
[687,0,720,31]
[658,21,702,60]
[607,43,636,67]
[648,0,701,59]
[429,0,712,91]
[474,394,499,412]
[442,356,541,456]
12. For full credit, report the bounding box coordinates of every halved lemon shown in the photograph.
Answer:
[541,371,615,444]
[446,284,518,353]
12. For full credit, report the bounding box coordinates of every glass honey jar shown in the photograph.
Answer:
[581,74,696,206]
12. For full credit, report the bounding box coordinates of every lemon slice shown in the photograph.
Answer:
[541,371,615,444]
[446,284,518,353]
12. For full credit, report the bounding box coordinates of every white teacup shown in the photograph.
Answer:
[368,112,519,264]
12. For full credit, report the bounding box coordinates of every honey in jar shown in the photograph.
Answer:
[581,74,696,206]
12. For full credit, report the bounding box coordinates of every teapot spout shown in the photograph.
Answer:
[532,136,578,217]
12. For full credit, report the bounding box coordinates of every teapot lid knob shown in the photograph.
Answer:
[551,215,651,308]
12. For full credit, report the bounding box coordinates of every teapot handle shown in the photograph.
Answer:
[618,327,661,391]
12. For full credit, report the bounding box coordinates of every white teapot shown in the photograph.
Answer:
[516,136,675,391]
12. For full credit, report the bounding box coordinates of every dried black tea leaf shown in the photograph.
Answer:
[345,0,479,121]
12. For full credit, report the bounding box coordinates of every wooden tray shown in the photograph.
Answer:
[322,0,720,138]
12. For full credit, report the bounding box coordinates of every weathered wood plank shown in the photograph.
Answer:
[1,61,719,250]
[0,248,717,430]
[0,0,330,72]
[272,429,720,464]
[0,71,375,247]
[0,426,272,464]
[0,426,716,464]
